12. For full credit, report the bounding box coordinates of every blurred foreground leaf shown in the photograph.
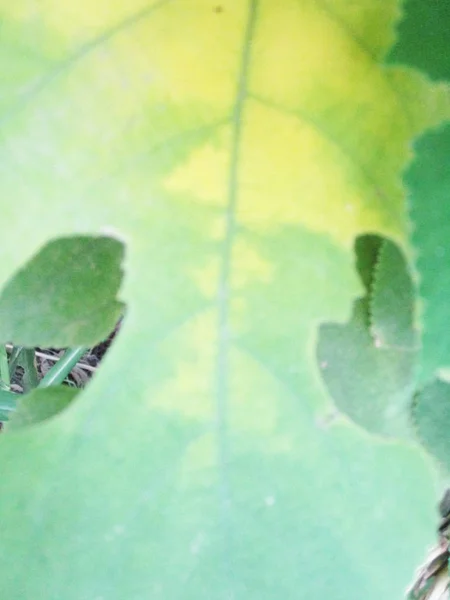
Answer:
[0,2,448,599]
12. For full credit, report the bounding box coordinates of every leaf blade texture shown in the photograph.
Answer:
[0,2,448,599]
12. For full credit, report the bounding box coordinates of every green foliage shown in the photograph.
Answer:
[413,379,450,471]
[0,2,449,600]
[355,235,382,292]
[6,386,78,431]
[388,0,450,80]
[0,236,124,348]
[318,238,417,438]
[0,388,17,421]
[370,240,417,351]
[406,124,450,385]
[17,348,39,392]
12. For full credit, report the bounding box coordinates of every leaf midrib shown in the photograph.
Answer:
[214,0,259,592]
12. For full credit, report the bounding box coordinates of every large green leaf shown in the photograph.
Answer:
[0,2,448,598]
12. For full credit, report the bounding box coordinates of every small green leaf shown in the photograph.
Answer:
[6,386,78,430]
[406,124,450,383]
[318,298,416,438]
[388,0,450,81]
[318,237,417,437]
[389,0,450,385]
[370,239,417,351]
[0,236,124,348]
[413,378,450,471]
[17,348,39,392]
[355,235,383,292]
[0,388,17,421]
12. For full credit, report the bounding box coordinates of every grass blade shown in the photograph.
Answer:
[0,345,10,389]
[18,349,39,392]
[38,347,87,388]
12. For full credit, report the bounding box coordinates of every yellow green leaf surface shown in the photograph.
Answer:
[0,2,449,598]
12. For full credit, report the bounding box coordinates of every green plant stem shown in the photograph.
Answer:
[8,346,23,375]
[20,349,39,392]
[0,345,10,388]
[39,347,86,388]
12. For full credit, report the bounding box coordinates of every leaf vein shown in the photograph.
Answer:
[250,92,391,210]
[215,0,259,591]
[0,0,174,126]
[312,0,414,127]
